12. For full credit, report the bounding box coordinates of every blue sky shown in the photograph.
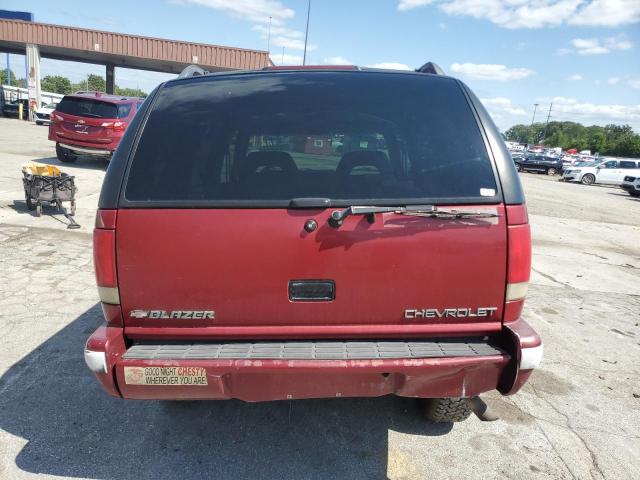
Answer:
[3,0,640,130]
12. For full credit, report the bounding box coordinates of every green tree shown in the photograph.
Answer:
[41,75,73,94]
[115,86,147,97]
[504,121,640,157]
[0,68,26,87]
[1,68,17,85]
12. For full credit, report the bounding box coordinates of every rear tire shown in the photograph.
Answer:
[547,167,558,176]
[516,164,523,172]
[35,202,42,217]
[581,173,595,185]
[56,143,77,163]
[423,397,472,423]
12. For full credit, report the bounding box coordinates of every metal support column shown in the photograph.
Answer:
[106,63,115,94]
[25,43,41,121]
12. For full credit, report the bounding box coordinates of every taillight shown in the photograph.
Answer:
[51,113,63,123]
[504,205,531,323]
[101,121,127,131]
[93,209,123,326]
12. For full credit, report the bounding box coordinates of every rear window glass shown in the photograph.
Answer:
[55,97,125,119]
[620,161,638,169]
[125,73,497,204]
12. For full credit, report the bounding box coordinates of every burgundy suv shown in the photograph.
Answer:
[85,65,542,423]
[48,92,143,162]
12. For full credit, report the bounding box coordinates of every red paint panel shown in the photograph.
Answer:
[115,355,509,401]
[503,299,524,323]
[116,206,507,333]
[505,204,528,225]
[86,326,126,397]
[124,322,502,341]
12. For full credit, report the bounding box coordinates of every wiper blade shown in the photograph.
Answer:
[328,205,498,228]
[328,205,435,228]
[396,209,499,219]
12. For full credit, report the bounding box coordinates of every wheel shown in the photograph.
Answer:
[70,199,77,216]
[35,202,42,217]
[516,164,523,172]
[56,200,63,211]
[630,192,640,197]
[35,121,42,125]
[56,143,77,163]
[26,196,35,211]
[581,173,595,185]
[547,167,558,176]
[423,398,472,423]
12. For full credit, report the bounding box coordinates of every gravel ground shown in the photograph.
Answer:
[0,117,639,480]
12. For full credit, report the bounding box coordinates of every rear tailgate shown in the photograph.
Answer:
[117,206,506,334]
[112,71,512,340]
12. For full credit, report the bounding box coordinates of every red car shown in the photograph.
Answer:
[85,64,542,423]
[48,92,143,162]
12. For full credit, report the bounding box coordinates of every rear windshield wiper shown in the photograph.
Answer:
[328,205,498,228]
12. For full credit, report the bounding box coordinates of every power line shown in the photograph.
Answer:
[267,16,272,53]
[542,103,553,142]
[531,103,539,126]
[303,0,311,65]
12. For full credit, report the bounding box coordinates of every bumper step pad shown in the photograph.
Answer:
[123,339,503,361]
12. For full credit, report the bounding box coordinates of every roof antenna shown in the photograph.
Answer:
[416,62,445,75]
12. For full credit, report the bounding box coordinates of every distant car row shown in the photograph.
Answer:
[511,153,564,175]
[2,99,58,125]
[510,149,640,198]
[563,158,640,189]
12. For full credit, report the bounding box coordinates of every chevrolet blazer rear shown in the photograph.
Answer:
[85,65,542,422]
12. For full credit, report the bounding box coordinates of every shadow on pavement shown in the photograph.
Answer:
[0,304,453,480]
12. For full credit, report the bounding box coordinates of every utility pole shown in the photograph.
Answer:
[267,16,272,53]
[530,103,538,126]
[542,103,553,143]
[303,0,311,65]
[5,53,11,86]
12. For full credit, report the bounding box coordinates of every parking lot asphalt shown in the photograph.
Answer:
[0,116,639,480]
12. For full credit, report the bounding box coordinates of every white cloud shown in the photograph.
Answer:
[569,36,632,55]
[270,36,316,51]
[542,96,640,127]
[569,0,640,27]
[323,56,353,65]
[271,53,303,65]
[176,0,294,25]
[607,77,620,85]
[397,0,640,29]
[177,0,313,54]
[252,24,303,39]
[566,74,583,81]
[450,63,534,81]
[481,97,528,116]
[367,62,413,70]
[398,0,435,11]
[629,79,640,89]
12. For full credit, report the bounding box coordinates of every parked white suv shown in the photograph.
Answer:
[562,158,640,185]
[621,175,640,197]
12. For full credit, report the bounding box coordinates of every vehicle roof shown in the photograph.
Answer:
[63,92,142,103]
[162,65,458,88]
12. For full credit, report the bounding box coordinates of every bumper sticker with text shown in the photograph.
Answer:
[124,366,208,386]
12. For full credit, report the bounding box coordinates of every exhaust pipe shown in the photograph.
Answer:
[467,396,499,422]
